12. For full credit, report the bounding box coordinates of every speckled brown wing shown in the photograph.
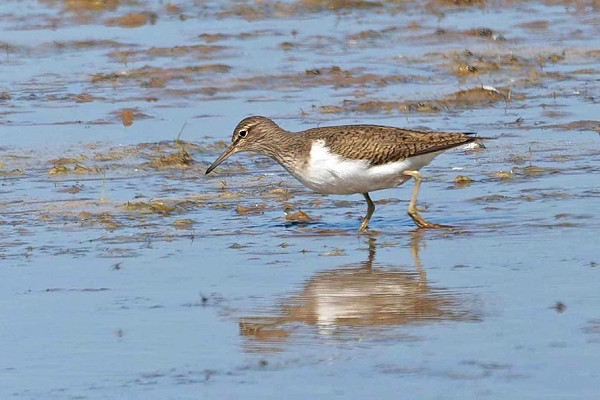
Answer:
[306,125,477,166]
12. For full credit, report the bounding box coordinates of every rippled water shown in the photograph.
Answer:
[1,1,599,398]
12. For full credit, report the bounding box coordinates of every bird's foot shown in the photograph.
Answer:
[357,227,378,236]
[408,211,453,230]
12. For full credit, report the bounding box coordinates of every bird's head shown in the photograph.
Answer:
[205,116,281,174]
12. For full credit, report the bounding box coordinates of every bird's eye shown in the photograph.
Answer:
[238,129,248,138]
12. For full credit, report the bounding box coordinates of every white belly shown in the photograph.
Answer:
[291,140,444,195]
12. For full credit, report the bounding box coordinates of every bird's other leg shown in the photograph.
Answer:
[402,170,451,229]
[358,192,375,231]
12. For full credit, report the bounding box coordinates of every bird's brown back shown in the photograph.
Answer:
[302,125,476,165]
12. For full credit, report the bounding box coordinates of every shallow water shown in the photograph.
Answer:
[1,1,599,399]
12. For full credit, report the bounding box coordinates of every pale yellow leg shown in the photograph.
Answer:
[358,192,375,231]
[402,170,451,229]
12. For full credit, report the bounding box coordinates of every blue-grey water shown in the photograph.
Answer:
[1,1,599,399]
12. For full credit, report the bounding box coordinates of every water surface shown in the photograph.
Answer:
[1,1,599,398]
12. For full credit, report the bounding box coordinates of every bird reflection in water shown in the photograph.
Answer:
[239,232,479,351]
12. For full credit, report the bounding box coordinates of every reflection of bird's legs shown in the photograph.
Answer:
[365,237,376,269]
[402,170,452,229]
[409,230,427,287]
[359,192,375,231]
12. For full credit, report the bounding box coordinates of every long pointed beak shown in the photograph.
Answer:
[205,143,238,175]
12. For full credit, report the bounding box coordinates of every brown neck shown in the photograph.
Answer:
[258,128,308,173]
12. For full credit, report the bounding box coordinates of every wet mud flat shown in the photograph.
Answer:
[1,0,600,399]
